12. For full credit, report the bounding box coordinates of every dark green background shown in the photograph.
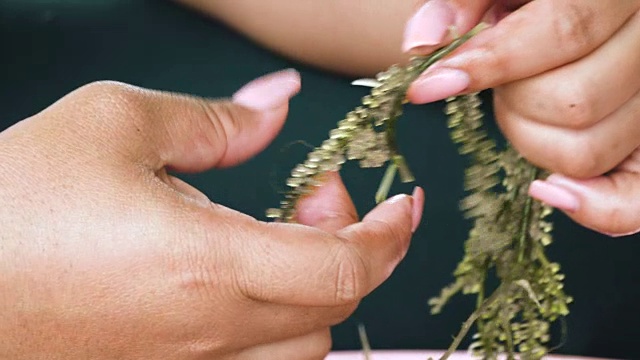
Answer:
[2,1,639,359]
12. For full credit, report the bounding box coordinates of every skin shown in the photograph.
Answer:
[403,0,640,235]
[179,0,640,235]
[172,0,419,76]
[0,71,424,359]
[3,0,639,357]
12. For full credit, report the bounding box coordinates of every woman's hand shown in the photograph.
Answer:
[404,0,640,236]
[0,70,423,359]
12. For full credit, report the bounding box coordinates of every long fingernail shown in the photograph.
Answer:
[386,193,414,222]
[409,68,470,103]
[411,186,425,233]
[544,173,590,192]
[386,193,413,207]
[528,180,580,212]
[232,69,301,111]
[403,0,456,53]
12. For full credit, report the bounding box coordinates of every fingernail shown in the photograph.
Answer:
[232,69,301,111]
[411,186,425,233]
[402,0,456,53]
[386,193,414,219]
[386,193,412,206]
[386,193,421,234]
[528,180,580,212]
[544,173,590,192]
[409,68,470,103]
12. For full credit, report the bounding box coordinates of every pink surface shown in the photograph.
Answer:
[326,350,619,360]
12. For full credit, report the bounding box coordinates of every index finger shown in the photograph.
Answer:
[236,190,423,307]
[408,0,639,101]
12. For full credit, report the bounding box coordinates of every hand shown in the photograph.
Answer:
[403,0,640,236]
[0,70,424,359]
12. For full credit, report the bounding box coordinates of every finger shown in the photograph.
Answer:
[56,69,300,172]
[232,328,331,360]
[494,11,640,130]
[411,186,426,233]
[494,86,640,178]
[235,192,420,307]
[164,69,300,171]
[294,172,359,233]
[230,186,421,340]
[407,0,640,103]
[528,166,640,236]
[403,0,494,54]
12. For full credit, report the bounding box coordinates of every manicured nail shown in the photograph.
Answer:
[409,68,470,103]
[386,193,412,206]
[386,193,414,220]
[232,69,301,111]
[528,180,580,212]
[403,0,456,53]
[544,173,591,192]
[411,186,425,233]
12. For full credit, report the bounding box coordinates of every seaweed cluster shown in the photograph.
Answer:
[267,26,572,360]
[429,94,572,360]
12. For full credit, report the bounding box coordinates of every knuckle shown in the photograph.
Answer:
[78,80,127,94]
[231,253,266,302]
[332,244,367,305]
[496,77,598,129]
[551,1,597,55]
[199,101,243,160]
[181,260,219,301]
[496,102,602,179]
[230,220,280,302]
[72,81,150,131]
[171,219,244,302]
[77,81,143,111]
[477,44,512,88]
[30,81,130,142]
[174,230,222,299]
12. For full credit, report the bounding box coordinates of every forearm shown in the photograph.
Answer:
[174,0,416,76]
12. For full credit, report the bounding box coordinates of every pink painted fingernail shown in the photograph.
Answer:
[232,69,301,111]
[411,186,425,233]
[386,193,413,207]
[409,68,470,103]
[528,180,580,212]
[402,0,456,53]
[386,194,414,222]
[544,173,590,191]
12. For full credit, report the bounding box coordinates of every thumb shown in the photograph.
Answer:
[167,69,302,172]
[402,0,495,54]
[54,69,300,173]
[529,171,640,237]
[236,191,422,306]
